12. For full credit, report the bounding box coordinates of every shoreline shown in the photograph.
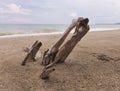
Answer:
[0,29,120,38]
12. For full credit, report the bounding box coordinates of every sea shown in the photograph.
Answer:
[0,24,120,37]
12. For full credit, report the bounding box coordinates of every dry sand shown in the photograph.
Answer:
[0,30,120,91]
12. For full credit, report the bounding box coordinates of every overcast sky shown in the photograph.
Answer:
[0,0,120,24]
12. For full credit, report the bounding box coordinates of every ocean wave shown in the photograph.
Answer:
[0,24,120,37]
[0,32,64,38]
[90,28,120,31]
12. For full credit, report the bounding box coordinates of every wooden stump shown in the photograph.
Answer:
[21,40,42,66]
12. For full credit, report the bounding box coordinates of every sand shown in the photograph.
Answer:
[0,30,120,91]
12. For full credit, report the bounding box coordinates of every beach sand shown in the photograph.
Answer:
[0,30,120,91]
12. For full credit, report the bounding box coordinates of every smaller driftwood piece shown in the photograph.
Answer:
[21,40,42,66]
[40,17,90,79]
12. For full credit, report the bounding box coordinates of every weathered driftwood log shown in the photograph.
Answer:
[45,18,89,69]
[55,18,89,63]
[41,19,78,66]
[40,17,90,79]
[21,40,42,66]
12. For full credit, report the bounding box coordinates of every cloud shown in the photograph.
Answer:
[7,3,21,13]
[40,2,56,9]
[0,3,31,15]
[70,12,78,17]
[0,0,120,24]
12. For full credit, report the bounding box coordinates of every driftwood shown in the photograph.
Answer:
[54,18,89,63]
[21,40,42,66]
[41,19,78,66]
[40,68,55,79]
[40,17,90,79]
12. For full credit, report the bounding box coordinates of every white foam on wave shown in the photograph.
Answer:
[0,32,63,38]
[90,28,120,31]
[0,28,119,38]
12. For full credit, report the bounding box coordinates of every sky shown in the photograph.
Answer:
[0,0,120,24]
